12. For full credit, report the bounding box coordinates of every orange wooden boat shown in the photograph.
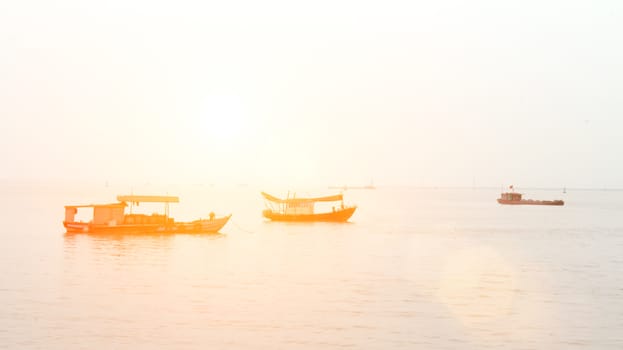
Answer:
[64,195,231,234]
[261,192,356,222]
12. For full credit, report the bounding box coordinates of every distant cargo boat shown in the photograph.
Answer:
[497,191,564,206]
[64,195,231,234]
[261,192,356,222]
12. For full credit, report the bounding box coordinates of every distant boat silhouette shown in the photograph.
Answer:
[328,180,375,190]
[328,184,349,190]
[497,185,564,206]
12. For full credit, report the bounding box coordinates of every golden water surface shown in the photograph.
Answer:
[1,185,622,349]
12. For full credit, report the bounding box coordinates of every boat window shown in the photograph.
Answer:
[74,207,94,223]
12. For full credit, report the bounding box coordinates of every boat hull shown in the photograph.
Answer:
[64,215,231,234]
[497,199,564,206]
[262,207,356,222]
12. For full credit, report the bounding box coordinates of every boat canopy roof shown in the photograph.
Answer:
[65,202,127,209]
[261,192,343,203]
[117,195,180,203]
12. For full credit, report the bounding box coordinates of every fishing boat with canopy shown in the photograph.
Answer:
[261,192,356,222]
[63,195,231,234]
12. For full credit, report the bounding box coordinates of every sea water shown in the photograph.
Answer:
[1,184,622,349]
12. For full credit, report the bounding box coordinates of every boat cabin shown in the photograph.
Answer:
[284,200,315,215]
[65,203,127,225]
[64,195,180,226]
[499,192,523,201]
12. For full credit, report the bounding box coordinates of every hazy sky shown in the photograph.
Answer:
[1,1,622,188]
